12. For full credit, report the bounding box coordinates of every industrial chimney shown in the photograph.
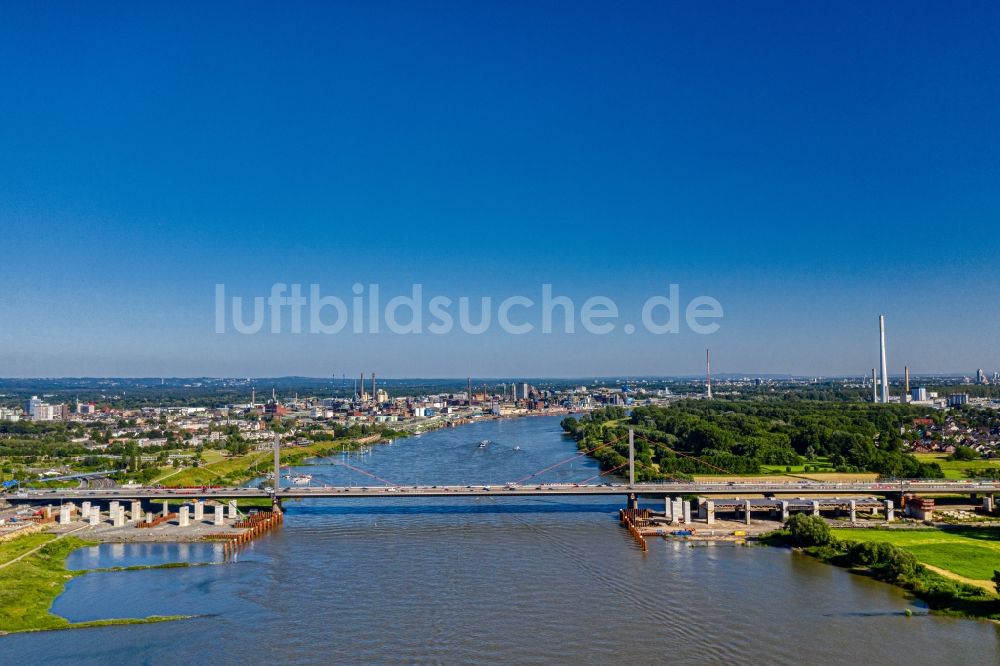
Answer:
[706,349,713,399]
[879,315,889,404]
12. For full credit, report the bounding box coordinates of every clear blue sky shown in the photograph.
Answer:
[1,1,997,378]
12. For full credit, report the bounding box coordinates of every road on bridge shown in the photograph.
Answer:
[6,479,1000,502]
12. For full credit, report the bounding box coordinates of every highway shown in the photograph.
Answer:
[6,479,1000,502]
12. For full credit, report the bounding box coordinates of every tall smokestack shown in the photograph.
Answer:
[904,366,910,395]
[879,315,889,404]
[706,349,713,399]
[468,377,473,406]
[872,368,878,402]
[371,373,376,403]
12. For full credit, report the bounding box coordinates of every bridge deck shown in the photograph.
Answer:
[7,480,999,502]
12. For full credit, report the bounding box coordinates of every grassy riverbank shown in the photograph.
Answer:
[0,536,189,634]
[830,527,1000,588]
[158,436,385,488]
[763,517,1000,621]
[0,533,56,566]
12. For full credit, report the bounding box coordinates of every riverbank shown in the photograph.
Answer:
[0,535,190,634]
[762,517,1000,621]
[157,434,394,488]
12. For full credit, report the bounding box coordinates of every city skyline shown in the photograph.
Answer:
[2,2,998,377]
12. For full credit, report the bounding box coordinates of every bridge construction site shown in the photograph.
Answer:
[4,429,999,547]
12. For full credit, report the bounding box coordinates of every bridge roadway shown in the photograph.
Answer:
[7,479,1000,502]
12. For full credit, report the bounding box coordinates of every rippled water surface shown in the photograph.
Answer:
[5,416,999,664]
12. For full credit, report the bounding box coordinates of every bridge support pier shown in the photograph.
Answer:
[81,501,91,517]
[849,500,857,524]
[59,505,70,525]
[811,500,820,517]
[272,495,283,513]
[780,500,789,522]
[743,499,752,525]
[193,500,204,521]
[131,501,143,522]
[884,499,895,522]
[627,493,638,511]
[162,500,169,517]
[683,500,691,525]
[89,506,100,526]
[178,506,190,527]
[228,499,238,520]
[664,497,673,521]
[704,500,715,525]
[214,504,225,526]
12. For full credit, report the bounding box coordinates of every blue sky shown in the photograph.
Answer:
[1,1,998,377]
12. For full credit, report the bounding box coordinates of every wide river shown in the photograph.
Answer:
[5,416,999,664]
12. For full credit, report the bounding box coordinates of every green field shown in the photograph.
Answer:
[0,533,56,566]
[914,453,1000,480]
[831,527,1000,584]
[761,456,835,474]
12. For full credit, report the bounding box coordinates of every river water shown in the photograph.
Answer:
[4,416,999,664]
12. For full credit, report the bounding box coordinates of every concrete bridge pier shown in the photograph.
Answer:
[683,500,691,525]
[178,506,190,527]
[130,501,142,521]
[849,500,857,524]
[162,500,169,517]
[228,499,238,519]
[664,497,673,522]
[214,504,225,526]
[884,499,895,522]
[59,505,70,525]
[671,497,683,524]
[743,499,752,525]
[983,495,995,514]
[112,506,126,527]
[272,495,283,513]
[626,493,639,511]
[81,501,91,517]
[811,500,820,517]
[704,500,715,525]
[193,500,204,521]
[89,506,100,526]
[780,500,789,522]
